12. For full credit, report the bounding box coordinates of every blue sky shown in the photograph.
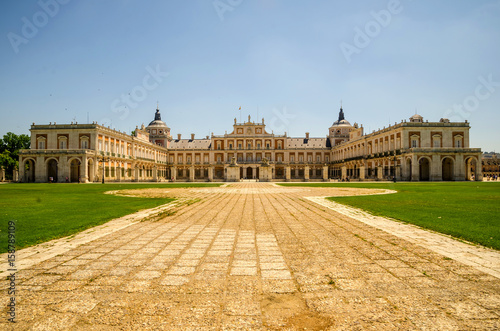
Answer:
[1,0,499,151]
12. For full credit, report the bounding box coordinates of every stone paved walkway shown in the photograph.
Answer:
[2,183,499,330]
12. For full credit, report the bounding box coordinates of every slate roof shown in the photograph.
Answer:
[169,139,212,149]
[287,138,330,149]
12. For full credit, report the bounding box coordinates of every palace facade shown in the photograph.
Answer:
[18,107,483,183]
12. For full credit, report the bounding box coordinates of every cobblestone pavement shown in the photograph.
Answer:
[2,183,499,330]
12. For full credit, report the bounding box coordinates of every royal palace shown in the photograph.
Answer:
[18,106,484,183]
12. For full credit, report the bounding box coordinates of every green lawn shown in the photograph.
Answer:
[279,182,500,250]
[0,183,220,253]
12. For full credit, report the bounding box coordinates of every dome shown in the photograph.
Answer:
[147,107,169,129]
[331,107,353,127]
[331,119,352,127]
[410,114,423,123]
[148,119,168,127]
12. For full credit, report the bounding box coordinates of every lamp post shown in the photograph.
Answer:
[393,151,397,183]
[99,156,109,184]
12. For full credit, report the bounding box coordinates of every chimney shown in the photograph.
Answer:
[191,133,195,140]
[305,132,310,139]
[177,134,181,140]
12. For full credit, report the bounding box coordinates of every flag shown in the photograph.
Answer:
[239,106,241,110]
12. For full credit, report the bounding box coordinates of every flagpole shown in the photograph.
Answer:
[239,106,242,123]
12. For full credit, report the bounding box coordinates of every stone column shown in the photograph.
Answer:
[117,165,122,182]
[304,166,309,181]
[394,157,404,181]
[285,166,291,182]
[377,166,383,180]
[153,166,158,182]
[18,161,25,182]
[35,156,44,182]
[431,154,441,181]
[341,166,347,180]
[323,165,329,181]
[208,166,214,182]
[94,160,99,182]
[411,154,419,181]
[359,166,365,180]
[59,156,68,183]
[134,166,139,182]
[81,156,88,183]
[455,154,465,181]
[171,166,177,181]
[476,154,483,181]
[189,166,195,182]
[401,159,408,180]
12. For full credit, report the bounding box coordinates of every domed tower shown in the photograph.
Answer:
[329,106,354,146]
[409,114,424,123]
[146,105,172,147]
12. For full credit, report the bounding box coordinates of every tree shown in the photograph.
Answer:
[0,132,30,180]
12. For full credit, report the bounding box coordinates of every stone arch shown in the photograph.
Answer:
[442,157,454,181]
[88,158,95,182]
[69,158,81,182]
[465,156,478,181]
[46,158,58,182]
[405,157,412,181]
[418,156,431,181]
[23,158,36,183]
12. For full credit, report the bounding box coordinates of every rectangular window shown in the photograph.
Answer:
[456,140,461,148]
[38,141,45,149]
[412,140,418,148]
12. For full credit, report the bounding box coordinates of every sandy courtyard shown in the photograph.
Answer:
[1,182,499,330]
